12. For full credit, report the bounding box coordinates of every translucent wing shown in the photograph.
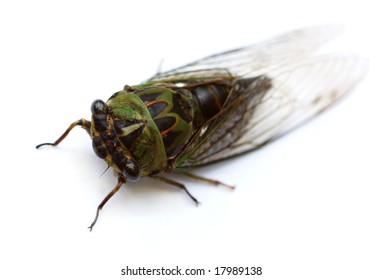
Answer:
[146,25,367,168]
[175,55,367,168]
[149,25,342,83]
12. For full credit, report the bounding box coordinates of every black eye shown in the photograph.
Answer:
[91,99,107,115]
[123,159,140,182]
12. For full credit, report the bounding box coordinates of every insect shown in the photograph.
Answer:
[36,26,367,230]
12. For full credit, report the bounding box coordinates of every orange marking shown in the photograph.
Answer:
[160,116,178,136]
[145,99,169,107]
[212,91,222,110]
[209,85,222,110]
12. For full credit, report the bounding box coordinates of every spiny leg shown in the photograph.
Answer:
[36,118,91,148]
[182,172,235,189]
[88,176,126,231]
[150,175,200,205]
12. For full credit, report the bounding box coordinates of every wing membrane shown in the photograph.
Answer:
[149,25,342,83]
[176,55,367,167]
[147,26,367,168]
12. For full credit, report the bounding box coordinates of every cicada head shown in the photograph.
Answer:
[90,99,141,181]
[90,90,167,181]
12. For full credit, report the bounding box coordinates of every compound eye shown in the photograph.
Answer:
[123,159,141,182]
[91,99,107,115]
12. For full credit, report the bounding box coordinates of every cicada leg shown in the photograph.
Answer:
[150,175,200,205]
[182,172,235,189]
[36,119,91,148]
[88,176,126,231]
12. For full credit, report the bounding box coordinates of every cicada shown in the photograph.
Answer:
[37,26,367,230]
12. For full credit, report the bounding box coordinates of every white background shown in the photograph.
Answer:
[0,0,382,279]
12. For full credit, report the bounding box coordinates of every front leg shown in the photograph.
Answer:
[36,118,91,148]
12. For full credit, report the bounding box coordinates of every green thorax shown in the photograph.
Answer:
[106,86,202,176]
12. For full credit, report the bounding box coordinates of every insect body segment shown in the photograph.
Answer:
[129,87,199,160]
[173,76,272,168]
